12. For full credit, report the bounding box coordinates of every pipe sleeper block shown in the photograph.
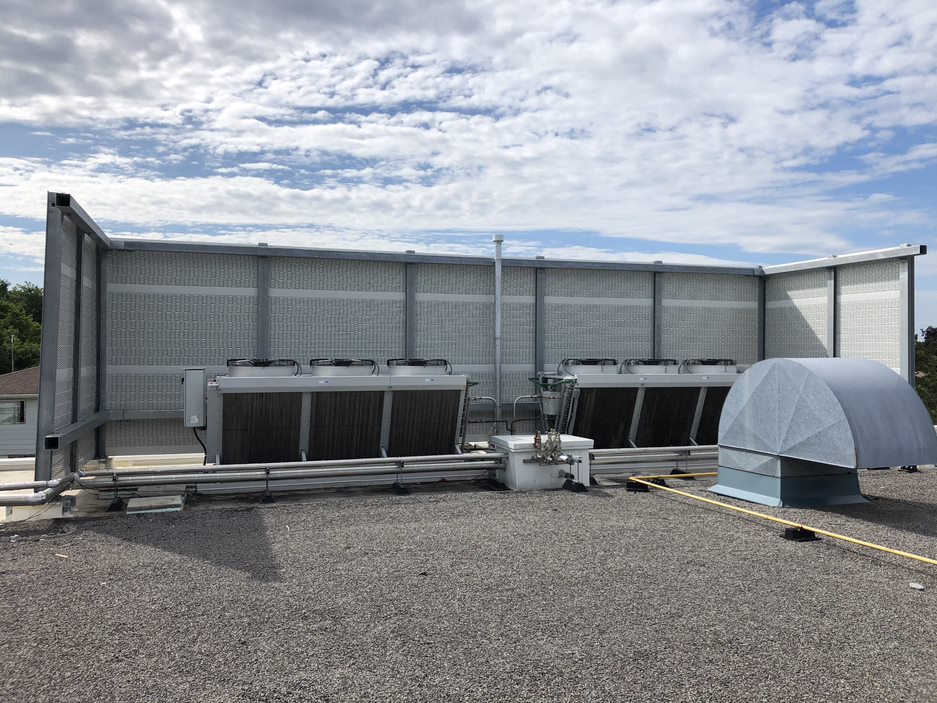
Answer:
[782,527,819,542]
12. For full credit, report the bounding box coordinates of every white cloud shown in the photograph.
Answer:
[0,0,935,261]
[0,226,44,261]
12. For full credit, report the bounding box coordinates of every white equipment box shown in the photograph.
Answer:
[490,434,593,491]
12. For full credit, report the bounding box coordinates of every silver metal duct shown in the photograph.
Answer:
[712,358,937,507]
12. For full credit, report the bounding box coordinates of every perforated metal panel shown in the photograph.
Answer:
[78,235,98,417]
[765,270,828,358]
[105,419,203,454]
[53,217,78,433]
[76,433,97,471]
[415,263,492,294]
[108,250,258,287]
[836,260,901,370]
[543,269,654,368]
[545,303,654,367]
[660,273,759,363]
[416,301,494,364]
[272,257,404,292]
[107,292,258,367]
[271,297,405,361]
[108,374,184,412]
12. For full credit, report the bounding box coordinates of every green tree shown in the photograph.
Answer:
[8,282,43,324]
[916,326,937,422]
[0,298,41,374]
[0,279,43,374]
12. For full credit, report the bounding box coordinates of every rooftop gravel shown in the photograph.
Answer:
[1,470,936,702]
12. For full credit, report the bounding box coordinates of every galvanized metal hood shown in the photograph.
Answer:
[718,358,937,469]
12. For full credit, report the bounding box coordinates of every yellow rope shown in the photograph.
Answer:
[628,476,937,568]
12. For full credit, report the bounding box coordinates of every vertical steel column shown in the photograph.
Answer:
[35,195,64,481]
[95,244,107,458]
[405,262,416,358]
[69,233,85,472]
[899,257,915,385]
[535,266,546,374]
[493,235,503,420]
[653,272,663,358]
[826,267,837,358]
[256,252,270,359]
[756,275,766,361]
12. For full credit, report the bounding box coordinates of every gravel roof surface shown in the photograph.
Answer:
[1,470,936,702]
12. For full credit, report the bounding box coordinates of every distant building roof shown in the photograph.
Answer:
[0,366,40,397]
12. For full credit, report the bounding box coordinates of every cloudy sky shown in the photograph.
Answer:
[0,0,934,329]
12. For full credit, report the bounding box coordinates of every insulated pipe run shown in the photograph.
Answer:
[0,475,75,506]
[81,452,505,478]
[77,461,504,489]
[493,234,504,421]
[0,479,69,492]
[590,445,717,456]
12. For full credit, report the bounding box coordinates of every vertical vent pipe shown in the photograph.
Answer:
[493,234,504,421]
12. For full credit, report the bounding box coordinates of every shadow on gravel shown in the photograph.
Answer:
[825,497,937,540]
[83,508,282,582]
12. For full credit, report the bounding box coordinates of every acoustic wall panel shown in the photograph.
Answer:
[78,235,98,418]
[269,257,406,364]
[105,419,203,455]
[105,250,259,415]
[660,273,759,364]
[414,263,497,397]
[108,251,259,288]
[53,216,78,432]
[270,297,405,362]
[543,269,654,369]
[836,260,901,371]
[765,269,829,358]
[272,257,404,292]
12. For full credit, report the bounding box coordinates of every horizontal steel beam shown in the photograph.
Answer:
[53,193,112,249]
[109,237,763,276]
[43,410,110,451]
[762,245,926,275]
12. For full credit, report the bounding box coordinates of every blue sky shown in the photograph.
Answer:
[0,0,934,331]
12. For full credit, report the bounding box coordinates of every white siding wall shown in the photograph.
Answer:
[0,398,38,457]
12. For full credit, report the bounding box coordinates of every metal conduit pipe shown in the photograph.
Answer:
[78,461,504,490]
[0,475,76,506]
[81,453,505,478]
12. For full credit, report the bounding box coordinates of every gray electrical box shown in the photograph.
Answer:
[183,369,206,428]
